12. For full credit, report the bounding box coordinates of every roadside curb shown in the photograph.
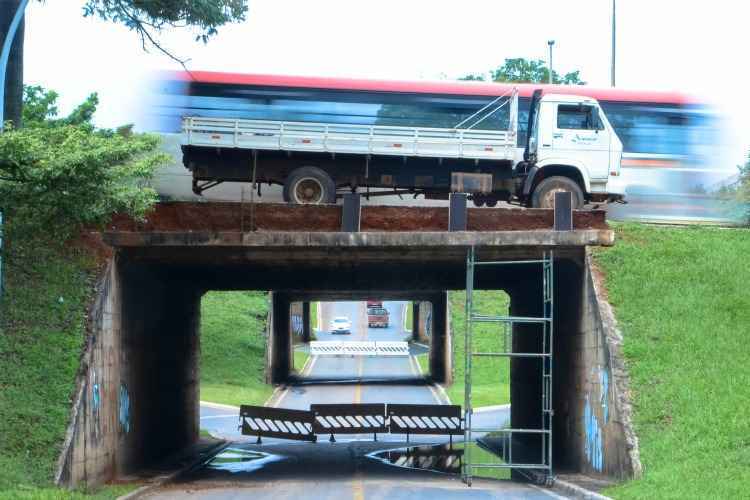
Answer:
[552,478,613,500]
[116,440,229,500]
[199,400,240,411]
[473,404,510,413]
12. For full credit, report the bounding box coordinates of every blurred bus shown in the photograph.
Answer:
[148,71,735,221]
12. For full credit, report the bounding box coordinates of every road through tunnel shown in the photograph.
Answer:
[57,203,639,489]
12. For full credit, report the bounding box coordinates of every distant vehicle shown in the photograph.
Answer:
[329,316,352,335]
[367,307,389,328]
[366,300,383,308]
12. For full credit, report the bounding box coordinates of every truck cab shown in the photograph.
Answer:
[520,91,625,209]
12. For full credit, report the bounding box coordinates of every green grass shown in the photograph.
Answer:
[310,301,318,331]
[418,291,510,408]
[293,349,310,374]
[0,241,129,498]
[199,291,272,408]
[595,224,750,499]
[404,302,413,332]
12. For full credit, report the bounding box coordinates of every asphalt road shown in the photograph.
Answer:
[146,301,566,499]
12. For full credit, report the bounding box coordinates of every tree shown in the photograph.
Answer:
[0,0,248,128]
[723,154,750,224]
[462,57,586,85]
[0,86,168,240]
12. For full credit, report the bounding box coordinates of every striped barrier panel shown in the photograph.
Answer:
[239,405,317,443]
[309,341,409,357]
[311,403,388,442]
[388,404,463,443]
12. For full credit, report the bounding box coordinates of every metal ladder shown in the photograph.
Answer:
[462,248,554,486]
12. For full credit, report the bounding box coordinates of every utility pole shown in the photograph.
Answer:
[547,40,555,84]
[611,0,616,87]
[0,0,29,307]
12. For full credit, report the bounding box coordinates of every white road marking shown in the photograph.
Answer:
[409,355,443,405]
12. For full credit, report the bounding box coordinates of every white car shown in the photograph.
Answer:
[329,316,352,335]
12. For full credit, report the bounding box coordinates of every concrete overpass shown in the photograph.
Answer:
[56,202,640,489]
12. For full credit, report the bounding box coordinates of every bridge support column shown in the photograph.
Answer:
[268,292,292,384]
[302,301,312,343]
[428,291,452,385]
[411,301,424,343]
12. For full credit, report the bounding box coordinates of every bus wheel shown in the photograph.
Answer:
[531,176,584,209]
[283,167,336,204]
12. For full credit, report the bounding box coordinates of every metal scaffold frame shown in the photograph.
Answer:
[462,248,554,486]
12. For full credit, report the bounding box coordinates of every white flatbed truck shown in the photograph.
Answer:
[181,88,625,208]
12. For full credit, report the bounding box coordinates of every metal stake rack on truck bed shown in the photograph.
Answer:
[181,89,518,161]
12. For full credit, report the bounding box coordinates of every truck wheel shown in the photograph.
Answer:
[283,166,336,204]
[531,176,584,209]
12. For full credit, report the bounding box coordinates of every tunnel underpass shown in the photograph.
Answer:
[56,202,638,492]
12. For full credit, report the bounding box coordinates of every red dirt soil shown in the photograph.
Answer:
[106,202,608,233]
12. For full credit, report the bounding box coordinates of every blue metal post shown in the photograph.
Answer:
[0,0,29,307]
[0,0,29,131]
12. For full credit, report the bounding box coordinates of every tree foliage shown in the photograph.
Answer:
[0,86,168,241]
[461,57,586,85]
[82,0,248,64]
[725,154,750,223]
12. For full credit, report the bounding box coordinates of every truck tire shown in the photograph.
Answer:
[531,176,584,209]
[283,166,336,204]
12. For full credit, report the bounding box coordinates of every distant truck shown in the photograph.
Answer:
[367,307,389,328]
[366,300,383,308]
[179,72,625,209]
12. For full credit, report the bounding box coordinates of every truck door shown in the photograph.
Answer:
[552,103,610,179]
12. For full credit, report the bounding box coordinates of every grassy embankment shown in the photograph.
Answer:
[0,244,135,498]
[200,293,314,407]
[418,291,510,408]
[199,291,272,408]
[596,224,750,499]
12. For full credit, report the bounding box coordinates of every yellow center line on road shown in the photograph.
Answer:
[354,356,364,404]
[353,474,365,500]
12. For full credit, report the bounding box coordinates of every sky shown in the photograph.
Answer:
[20,0,750,160]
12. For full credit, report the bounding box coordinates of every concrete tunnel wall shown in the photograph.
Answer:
[57,245,640,488]
[57,257,202,488]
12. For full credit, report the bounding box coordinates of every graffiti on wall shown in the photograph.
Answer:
[291,313,303,336]
[119,383,131,434]
[90,369,101,441]
[584,394,604,472]
[584,365,611,473]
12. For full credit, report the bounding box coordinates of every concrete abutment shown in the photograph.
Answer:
[56,207,639,489]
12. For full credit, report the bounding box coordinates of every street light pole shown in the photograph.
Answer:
[547,40,555,84]
[611,0,616,87]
